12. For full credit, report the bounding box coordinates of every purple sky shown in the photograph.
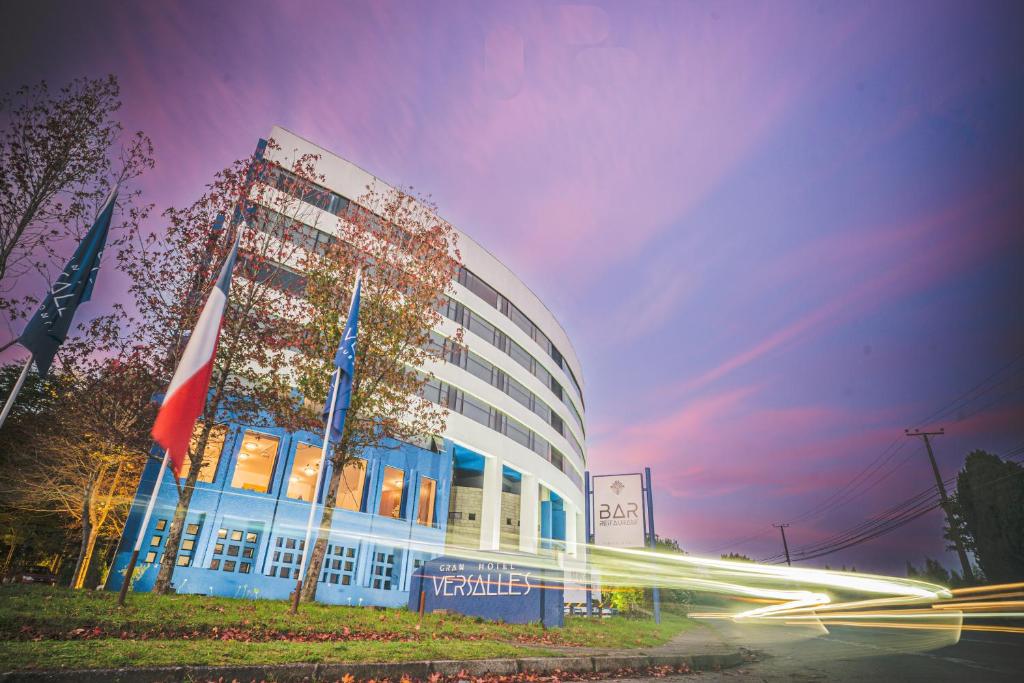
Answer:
[4,1,1022,574]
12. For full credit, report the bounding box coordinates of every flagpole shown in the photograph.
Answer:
[0,357,33,430]
[117,452,170,606]
[291,368,341,615]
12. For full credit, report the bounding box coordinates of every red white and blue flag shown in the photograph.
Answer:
[151,236,240,476]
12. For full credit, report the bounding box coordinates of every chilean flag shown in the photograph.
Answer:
[152,236,240,476]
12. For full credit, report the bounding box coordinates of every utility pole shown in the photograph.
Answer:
[773,523,792,566]
[905,428,974,582]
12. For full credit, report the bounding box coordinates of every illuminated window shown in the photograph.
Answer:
[338,458,367,512]
[192,424,227,483]
[417,477,436,526]
[144,551,156,563]
[231,431,279,493]
[378,467,404,519]
[287,443,321,501]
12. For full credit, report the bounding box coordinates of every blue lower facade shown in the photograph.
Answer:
[107,422,453,608]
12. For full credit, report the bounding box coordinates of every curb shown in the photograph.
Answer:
[0,652,745,682]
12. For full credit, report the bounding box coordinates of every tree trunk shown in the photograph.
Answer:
[299,457,345,603]
[69,480,94,588]
[152,460,203,594]
[72,527,101,589]
[2,534,17,574]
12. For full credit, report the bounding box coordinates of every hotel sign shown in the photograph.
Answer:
[591,473,646,548]
[408,556,562,627]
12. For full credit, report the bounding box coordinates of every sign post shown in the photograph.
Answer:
[588,470,660,624]
[644,467,661,624]
[584,471,593,617]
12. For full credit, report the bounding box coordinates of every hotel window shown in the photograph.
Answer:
[320,544,358,585]
[417,477,436,527]
[231,431,279,494]
[370,551,396,590]
[210,526,260,573]
[191,424,227,483]
[287,442,321,502]
[338,458,367,512]
[378,466,405,519]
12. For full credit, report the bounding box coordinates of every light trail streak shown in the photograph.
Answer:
[155,489,1021,652]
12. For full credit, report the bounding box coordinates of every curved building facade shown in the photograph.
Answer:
[109,126,586,606]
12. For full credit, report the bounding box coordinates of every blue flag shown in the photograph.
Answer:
[19,189,117,377]
[322,271,362,444]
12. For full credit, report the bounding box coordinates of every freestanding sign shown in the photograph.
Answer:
[408,555,564,628]
[585,468,661,623]
[591,473,646,548]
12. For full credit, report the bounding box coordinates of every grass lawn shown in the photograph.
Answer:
[0,585,695,670]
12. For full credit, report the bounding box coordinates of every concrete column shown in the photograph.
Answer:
[518,474,539,554]
[564,500,578,557]
[478,455,502,551]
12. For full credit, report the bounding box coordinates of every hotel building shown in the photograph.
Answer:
[109,127,587,606]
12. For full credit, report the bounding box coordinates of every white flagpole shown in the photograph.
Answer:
[0,357,33,430]
[117,452,170,605]
[291,367,341,613]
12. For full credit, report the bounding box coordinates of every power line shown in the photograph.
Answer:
[725,356,1024,557]
[762,443,1024,564]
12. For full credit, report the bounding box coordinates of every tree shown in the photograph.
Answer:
[720,552,754,562]
[0,311,157,588]
[905,557,965,587]
[116,143,325,594]
[0,75,153,328]
[655,535,687,554]
[948,450,1024,583]
[293,185,461,603]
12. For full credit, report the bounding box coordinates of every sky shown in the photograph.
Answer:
[3,0,1022,575]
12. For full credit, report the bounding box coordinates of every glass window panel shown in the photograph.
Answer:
[509,342,532,372]
[378,466,405,519]
[230,530,243,541]
[287,442,322,501]
[466,354,493,384]
[461,393,490,426]
[466,312,494,341]
[508,378,532,410]
[149,535,161,547]
[191,424,227,483]
[223,560,236,572]
[144,552,156,563]
[243,547,254,558]
[181,539,194,551]
[509,304,534,337]
[505,420,531,449]
[186,523,200,535]
[176,554,190,566]
[155,519,167,531]
[417,477,436,527]
[210,559,220,570]
[245,532,257,543]
[339,458,367,512]
[231,431,279,494]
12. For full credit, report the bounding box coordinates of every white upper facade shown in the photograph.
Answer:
[260,126,587,504]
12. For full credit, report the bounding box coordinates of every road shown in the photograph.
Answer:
[640,621,1024,682]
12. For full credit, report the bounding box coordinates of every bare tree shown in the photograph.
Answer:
[0,75,153,330]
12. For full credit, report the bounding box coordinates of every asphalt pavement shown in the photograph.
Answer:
[636,621,1024,682]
